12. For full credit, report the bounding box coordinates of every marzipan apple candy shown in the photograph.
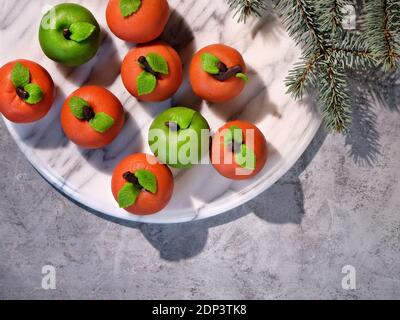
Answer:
[39,3,101,66]
[0,59,54,123]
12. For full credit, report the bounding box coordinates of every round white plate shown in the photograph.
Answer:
[1,0,321,223]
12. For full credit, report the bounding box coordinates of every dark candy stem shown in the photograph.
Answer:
[63,28,71,40]
[122,171,143,189]
[82,106,95,121]
[138,56,159,78]
[16,87,29,100]
[213,64,243,81]
[217,62,228,73]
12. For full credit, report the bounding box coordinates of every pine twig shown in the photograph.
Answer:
[285,53,321,99]
[318,61,352,133]
[318,0,347,35]
[227,0,399,133]
[331,32,376,69]
[362,0,400,71]
[276,0,327,55]
[277,0,354,133]
[226,0,267,23]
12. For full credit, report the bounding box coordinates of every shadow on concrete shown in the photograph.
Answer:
[82,125,327,261]
[345,68,400,166]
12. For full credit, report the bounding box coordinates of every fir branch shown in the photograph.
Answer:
[331,32,376,69]
[318,0,347,35]
[276,0,353,132]
[318,61,352,133]
[276,0,328,55]
[362,0,400,71]
[227,0,399,133]
[226,0,267,23]
[285,53,321,99]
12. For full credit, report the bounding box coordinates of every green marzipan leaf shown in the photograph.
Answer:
[146,53,169,75]
[118,182,141,208]
[89,112,115,133]
[201,53,220,74]
[235,72,249,83]
[224,125,243,145]
[234,144,256,170]
[11,62,30,88]
[23,83,44,105]
[137,71,157,96]
[69,96,89,120]
[119,0,141,17]
[69,22,96,42]
[171,108,196,129]
[135,169,157,193]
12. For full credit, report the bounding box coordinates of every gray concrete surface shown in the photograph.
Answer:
[1,90,400,299]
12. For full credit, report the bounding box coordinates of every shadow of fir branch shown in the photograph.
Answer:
[345,68,400,166]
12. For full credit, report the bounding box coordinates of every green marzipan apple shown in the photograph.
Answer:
[149,107,210,169]
[39,3,101,66]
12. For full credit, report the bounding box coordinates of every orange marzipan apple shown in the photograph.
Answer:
[0,59,54,123]
[211,120,268,180]
[111,153,174,215]
[106,0,169,43]
[61,86,124,149]
[190,44,246,103]
[121,41,183,102]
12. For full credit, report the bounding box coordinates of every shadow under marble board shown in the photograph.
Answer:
[0,0,321,223]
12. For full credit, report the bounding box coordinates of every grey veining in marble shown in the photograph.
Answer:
[1,0,400,299]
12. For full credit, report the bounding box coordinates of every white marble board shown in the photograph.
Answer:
[0,0,321,223]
